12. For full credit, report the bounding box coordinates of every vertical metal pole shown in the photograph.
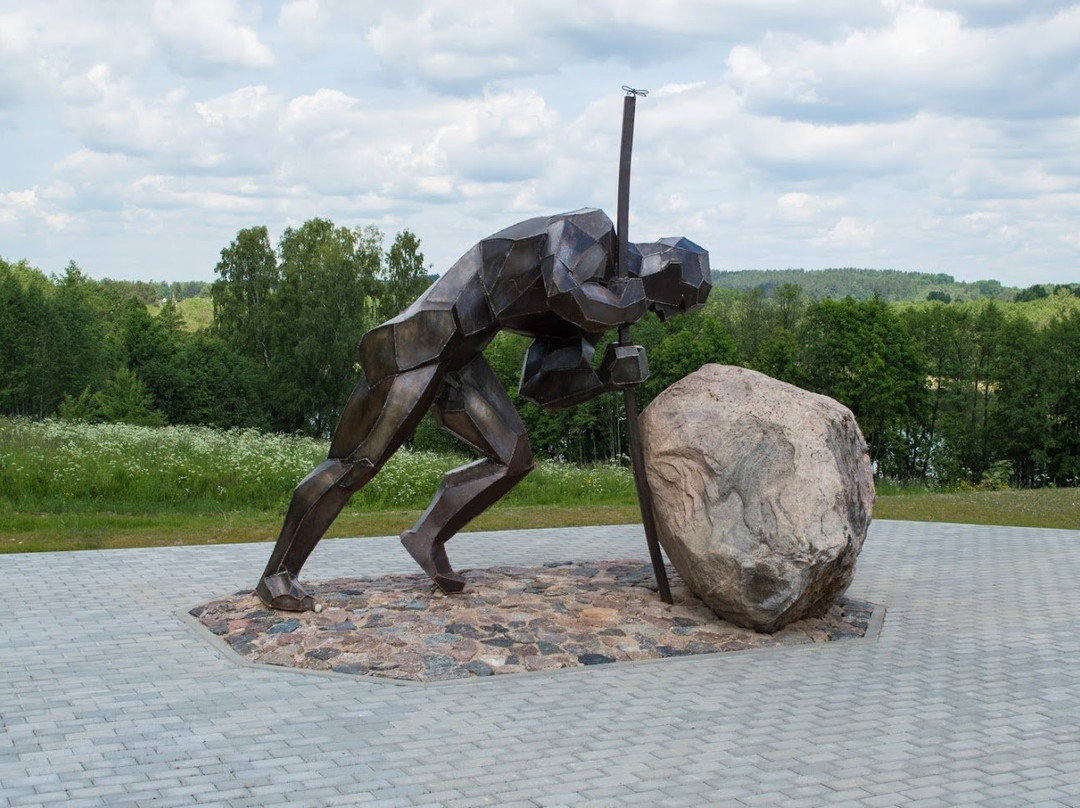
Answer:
[616,93,635,293]
[616,87,672,604]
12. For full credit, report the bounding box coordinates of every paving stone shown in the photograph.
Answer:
[3,523,1080,807]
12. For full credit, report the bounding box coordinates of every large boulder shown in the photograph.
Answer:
[639,364,874,633]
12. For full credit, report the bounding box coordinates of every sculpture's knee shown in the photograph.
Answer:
[335,457,375,490]
[506,434,533,481]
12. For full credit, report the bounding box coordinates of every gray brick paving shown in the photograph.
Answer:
[2,521,1080,806]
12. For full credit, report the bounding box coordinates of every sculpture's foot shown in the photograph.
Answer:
[256,570,318,612]
[433,572,467,594]
[401,530,467,594]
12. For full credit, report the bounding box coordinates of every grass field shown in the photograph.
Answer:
[175,296,213,331]
[872,486,1080,530]
[0,418,634,513]
[0,418,637,552]
[0,505,644,553]
[4,489,1076,554]
[2,417,1077,554]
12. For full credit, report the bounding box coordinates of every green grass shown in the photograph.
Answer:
[0,505,644,553]
[873,487,1080,530]
[0,417,637,552]
[1,417,1076,554]
[147,296,213,331]
[0,418,635,514]
[175,296,213,331]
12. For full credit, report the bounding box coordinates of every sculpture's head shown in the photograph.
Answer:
[629,237,712,321]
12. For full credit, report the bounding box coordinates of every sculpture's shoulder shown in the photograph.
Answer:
[545,208,616,246]
[480,208,616,284]
[476,209,611,292]
[482,209,614,248]
[542,209,616,284]
[484,214,550,244]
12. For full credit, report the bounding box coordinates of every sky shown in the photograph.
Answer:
[1,1,1078,287]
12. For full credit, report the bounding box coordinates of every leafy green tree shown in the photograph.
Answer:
[64,367,167,426]
[642,317,737,405]
[96,278,163,306]
[168,281,209,301]
[168,333,271,430]
[705,284,805,376]
[270,219,381,435]
[380,229,432,320]
[901,300,1015,485]
[0,259,66,417]
[902,302,967,484]
[962,302,1006,478]
[795,296,927,473]
[1033,311,1080,485]
[114,297,187,420]
[1015,284,1049,303]
[988,315,1047,486]
[56,387,100,422]
[772,283,805,332]
[212,226,280,369]
[731,287,772,363]
[627,310,667,354]
[52,262,110,403]
[211,220,384,435]
[753,328,800,383]
[100,368,167,426]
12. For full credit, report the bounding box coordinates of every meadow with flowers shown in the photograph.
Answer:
[0,417,639,552]
[3,416,1079,554]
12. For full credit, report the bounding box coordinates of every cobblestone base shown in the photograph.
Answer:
[192,559,878,682]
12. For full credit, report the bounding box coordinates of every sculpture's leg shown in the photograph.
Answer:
[401,356,533,593]
[257,365,442,610]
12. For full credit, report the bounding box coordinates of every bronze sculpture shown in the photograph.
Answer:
[256,208,711,611]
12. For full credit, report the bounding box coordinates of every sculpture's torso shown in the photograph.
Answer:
[358,209,616,385]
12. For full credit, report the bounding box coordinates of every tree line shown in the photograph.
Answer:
[3,222,1079,488]
[0,220,429,434]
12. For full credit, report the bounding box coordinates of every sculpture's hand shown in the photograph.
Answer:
[600,342,649,388]
[607,277,647,325]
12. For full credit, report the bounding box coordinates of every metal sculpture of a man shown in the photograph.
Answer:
[256,208,711,610]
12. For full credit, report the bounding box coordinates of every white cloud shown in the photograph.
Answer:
[727,2,1080,121]
[58,68,283,178]
[1,0,1079,285]
[775,192,844,223]
[0,186,74,231]
[153,0,275,74]
[279,0,321,31]
[0,4,152,109]
[273,87,560,200]
[364,0,887,92]
[813,215,876,248]
[277,0,324,52]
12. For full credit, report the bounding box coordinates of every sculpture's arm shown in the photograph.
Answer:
[545,269,648,333]
[519,337,648,411]
[541,219,647,332]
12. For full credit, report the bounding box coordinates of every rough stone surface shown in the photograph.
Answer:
[192,560,876,681]
[640,364,875,632]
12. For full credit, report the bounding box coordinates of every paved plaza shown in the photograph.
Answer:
[2,520,1079,807]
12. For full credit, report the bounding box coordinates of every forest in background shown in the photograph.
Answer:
[3,220,1079,490]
